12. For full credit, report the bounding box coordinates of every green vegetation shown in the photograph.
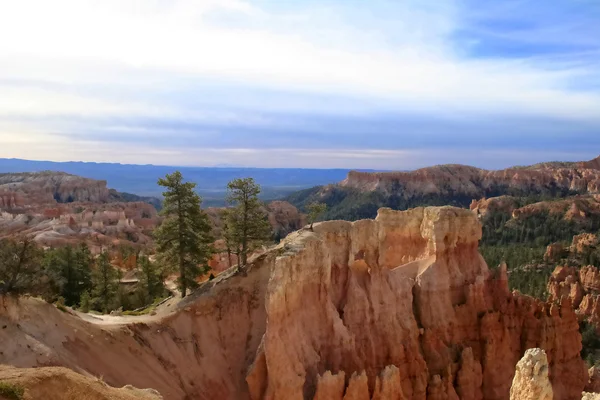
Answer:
[482,209,600,247]
[91,251,120,313]
[307,202,327,229]
[287,186,478,221]
[43,244,93,306]
[155,171,214,297]
[0,238,44,296]
[581,321,600,367]
[136,256,165,305]
[224,178,271,268]
[0,381,24,400]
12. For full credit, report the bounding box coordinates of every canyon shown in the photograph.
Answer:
[0,172,304,259]
[0,172,160,253]
[0,206,590,399]
[340,156,600,197]
[288,155,600,221]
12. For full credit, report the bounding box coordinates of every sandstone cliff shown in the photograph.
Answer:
[0,171,111,207]
[0,207,589,399]
[0,172,161,252]
[0,365,162,400]
[341,156,600,196]
[509,349,600,400]
[548,264,600,327]
[471,195,600,222]
[509,348,553,400]
[288,155,600,221]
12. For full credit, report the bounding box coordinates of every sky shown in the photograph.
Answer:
[0,0,599,170]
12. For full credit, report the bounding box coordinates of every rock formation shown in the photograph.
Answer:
[470,194,600,223]
[341,156,600,197]
[0,207,589,399]
[510,349,600,400]
[0,171,111,206]
[0,365,163,400]
[548,264,600,327]
[291,155,600,220]
[509,348,553,400]
[0,172,160,252]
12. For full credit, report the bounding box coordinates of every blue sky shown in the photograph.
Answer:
[0,0,599,169]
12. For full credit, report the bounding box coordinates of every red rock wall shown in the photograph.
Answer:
[246,207,586,400]
[340,156,600,199]
[1,207,589,400]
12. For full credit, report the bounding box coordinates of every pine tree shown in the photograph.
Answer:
[307,202,327,230]
[225,178,271,269]
[137,255,164,304]
[154,171,214,297]
[0,237,43,295]
[91,251,120,313]
[220,208,236,268]
[44,244,92,306]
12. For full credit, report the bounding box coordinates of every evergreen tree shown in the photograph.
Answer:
[137,255,164,304]
[79,290,91,313]
[220,208,236,268]
[91,251,120,313]
[307,202,327,230]
[0,237,44,295]
[44,244,92,306]
[154,171,214,297]
[225,178,271,269]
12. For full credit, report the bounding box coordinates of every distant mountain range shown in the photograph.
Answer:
[285,155,600,220]
[0,158,375,206]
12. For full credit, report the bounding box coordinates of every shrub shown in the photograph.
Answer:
[0,381,25,400]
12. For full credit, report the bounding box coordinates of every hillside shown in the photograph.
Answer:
[0,207,590,399]
[286,155,600,221]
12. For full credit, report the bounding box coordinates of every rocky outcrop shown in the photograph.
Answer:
[545,243,566,263]
[0,207,589,399]
[470,196,519,217]
[509,348,553,400]
[586,367,600,393]
[0,201,159,253]
[0,365,162,400]
[0,172,161,252]
[572,234,600,255]
[0,171,111,206]
[510,350,600,400]
[548,265,600,328]
[292,156,600,221]
[341,156,600,198]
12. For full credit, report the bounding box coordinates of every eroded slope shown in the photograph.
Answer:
[0,207,590,399]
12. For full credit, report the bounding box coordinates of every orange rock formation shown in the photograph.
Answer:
[342,156,600,198]
[0,207,589,399]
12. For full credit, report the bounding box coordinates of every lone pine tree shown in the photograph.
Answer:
[155,171,213,297]
[224,178,271,269]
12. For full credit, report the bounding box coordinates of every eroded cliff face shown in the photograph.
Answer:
[246,207,586,400]
[509,348,553,400]
[548,264,600,327]
[0,172,161,251]
[0,172,111,206]
[0,207,589,399]
[341,156,600,198]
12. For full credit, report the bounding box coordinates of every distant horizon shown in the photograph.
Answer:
[2,1,600,169]
[1,152,598,173]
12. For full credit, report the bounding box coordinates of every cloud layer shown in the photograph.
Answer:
[1,0,599,168]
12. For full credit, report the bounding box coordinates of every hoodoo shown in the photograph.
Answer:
[0,207,588,399]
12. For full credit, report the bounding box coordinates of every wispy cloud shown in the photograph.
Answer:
[0,0,599,168]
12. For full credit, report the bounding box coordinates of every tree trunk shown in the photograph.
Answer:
[177,193,186,298]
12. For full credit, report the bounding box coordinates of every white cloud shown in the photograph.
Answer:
[1,0,599,121]
[0,0,599,168]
